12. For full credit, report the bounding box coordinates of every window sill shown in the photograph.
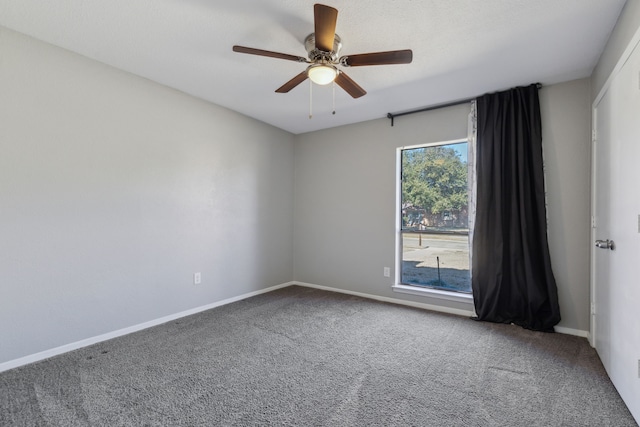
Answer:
[391,283,474,305]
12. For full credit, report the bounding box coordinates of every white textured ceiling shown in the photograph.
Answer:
[0,0,626,134]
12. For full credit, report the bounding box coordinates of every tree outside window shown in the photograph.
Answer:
[400,141,471,293]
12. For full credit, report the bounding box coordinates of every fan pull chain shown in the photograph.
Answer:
[332,81,336,115]
[309,80,313,119]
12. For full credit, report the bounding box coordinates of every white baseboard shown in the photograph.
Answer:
[293,282,590,339]
[0,282,294,374]
[293,281,476,318]
[554,325,590,338]
[1,281,590,373]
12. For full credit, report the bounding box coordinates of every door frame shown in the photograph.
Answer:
[589,107,598,348]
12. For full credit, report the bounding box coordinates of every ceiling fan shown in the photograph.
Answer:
[232,3,413,99]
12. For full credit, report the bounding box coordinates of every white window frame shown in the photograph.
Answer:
[392,139,474,306]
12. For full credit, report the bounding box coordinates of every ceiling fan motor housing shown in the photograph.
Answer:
[305,33,342,63]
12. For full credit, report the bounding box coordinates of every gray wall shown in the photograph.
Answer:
[0,27,294,364]
[592,0,640,100]
[539,79,592,333]
[0,16,603,365]
[293,104,472,315]
[294,79,593,333]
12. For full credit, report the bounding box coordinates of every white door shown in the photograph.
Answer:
[592,38,640,421]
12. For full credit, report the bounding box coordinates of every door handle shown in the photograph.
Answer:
[595,239,615,250]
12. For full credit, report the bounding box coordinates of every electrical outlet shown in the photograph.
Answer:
[194,272,201,285]
[383,267,391,277]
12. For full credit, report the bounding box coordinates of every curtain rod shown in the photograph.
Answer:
[386,83,542,126]
[386,98,472,126]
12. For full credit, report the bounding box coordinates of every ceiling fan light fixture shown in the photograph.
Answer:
[307,64,337,85]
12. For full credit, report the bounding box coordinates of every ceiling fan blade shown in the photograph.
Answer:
[341,49,413,67]
[233,45,307,63]
[275,71,309,93]
[335,72,366,98]
[314,4,338,52]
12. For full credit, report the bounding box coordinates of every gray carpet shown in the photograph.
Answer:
[0,285,636,426]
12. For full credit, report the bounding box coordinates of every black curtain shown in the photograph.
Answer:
[472,84,561,332]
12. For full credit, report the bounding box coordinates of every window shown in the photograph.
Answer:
[397,140,471,294]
